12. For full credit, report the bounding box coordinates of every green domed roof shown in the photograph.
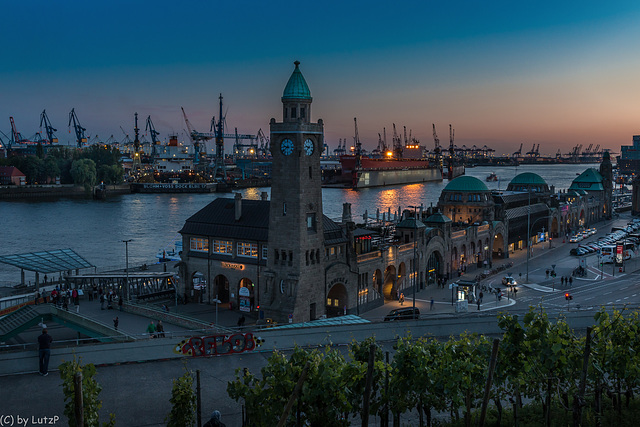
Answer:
[509,172,547,186]
[425,212,452,223]
[443,176,489,192]
[282,61,311,100]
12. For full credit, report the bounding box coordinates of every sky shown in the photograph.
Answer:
[2,1,640,156]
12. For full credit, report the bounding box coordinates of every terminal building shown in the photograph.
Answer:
[177,63,613,323]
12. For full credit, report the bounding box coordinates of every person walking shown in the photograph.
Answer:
[569,276,573,287]
[113,317,119,331]
[38,328,53,376]
[430,297,434,310]
[156,320,165,338]
[203,410,226,427]
[146,321,156,338]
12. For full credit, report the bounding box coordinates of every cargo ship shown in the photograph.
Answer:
[339,119,464,189]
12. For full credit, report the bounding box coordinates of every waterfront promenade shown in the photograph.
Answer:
[0,213,630,426]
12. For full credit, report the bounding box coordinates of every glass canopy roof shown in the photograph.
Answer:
[0,248,93,274]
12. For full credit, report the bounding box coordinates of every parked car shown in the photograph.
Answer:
[384,307,420,321]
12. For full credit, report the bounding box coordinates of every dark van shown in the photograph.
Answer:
[383,307,420,321]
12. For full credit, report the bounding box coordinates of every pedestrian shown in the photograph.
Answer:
[100,293,105,310]
[75,297,79,313]
[477,299,481,310]
[237,315,246,327]
[156,320,165,338]
[479,291,484,303]
[203,410,226,427]
[545,269,549,278]
[119,296,123,311]
[399,293,405,306]
[38,328,53,376]
[113,316,119,331]
[72,288,78,305]
[34,291,40,305]
[561,276,565,286]
[569,276,573,287]
[430,297,434,310]
[147,321,156,338]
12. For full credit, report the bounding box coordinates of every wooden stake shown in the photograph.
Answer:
[277,361,310,427]
[479,338,500,427]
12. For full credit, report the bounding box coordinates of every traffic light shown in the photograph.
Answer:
[565,293,573,301]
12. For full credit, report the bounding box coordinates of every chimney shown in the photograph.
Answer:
[342,203,352,223]
[234,193,242,221]
[261,191,268,201]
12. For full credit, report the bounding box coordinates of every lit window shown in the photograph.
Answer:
[190,237,209,252]
[237,242,258,258]
[262,245,268,260]
[213,240,233,255]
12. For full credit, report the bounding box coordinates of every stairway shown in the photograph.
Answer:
[0,305,48,342]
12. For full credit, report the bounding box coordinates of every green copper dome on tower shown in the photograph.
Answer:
[282,61,312,100]
[443,176,490,192]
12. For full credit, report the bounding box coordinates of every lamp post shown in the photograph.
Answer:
[525,214,552,284]
[122,239,132,301]
[526,189,531,283]
[408,205,419,314]
[212,296,221,327]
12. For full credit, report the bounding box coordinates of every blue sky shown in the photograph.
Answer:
[2,1,640,155]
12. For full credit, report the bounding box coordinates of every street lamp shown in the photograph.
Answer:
[212,295,221,327]
[122,239,132,301]
[408,205,420,314]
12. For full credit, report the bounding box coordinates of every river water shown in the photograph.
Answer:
[0,163,600,285]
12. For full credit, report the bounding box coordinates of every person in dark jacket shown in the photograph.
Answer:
[203,410,226,427]
[38,328,53,376]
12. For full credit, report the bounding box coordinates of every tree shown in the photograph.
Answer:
[70,158,97,192]
[166,366,197,427]
[59,356,115,427]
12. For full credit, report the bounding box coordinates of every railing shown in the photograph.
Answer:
[451,230,466,239]
[398,242,415,252]
[357,251,382,263]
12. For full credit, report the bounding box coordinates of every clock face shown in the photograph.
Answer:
[280,138,294,155]
[303,139,314,156]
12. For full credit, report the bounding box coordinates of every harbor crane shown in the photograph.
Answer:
[181,106,211,169]
[513,143,523,157]
[432,124,440,151]
[145,115,161,158]
[392,124,402,158]
[256,128,270,156]
[39,110,58,144]
[68,109,87,147]
[9,117,25,145]
[0,129,11,151]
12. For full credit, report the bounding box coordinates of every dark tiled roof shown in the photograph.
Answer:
[323,215,347,245]
[180,198,346,245]
[425,212,452,223]
[396,218,426,229]
[505,203,549,220]
[180,198,270,241]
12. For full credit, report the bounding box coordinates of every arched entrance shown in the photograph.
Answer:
[426,251,442,285]
[493,233,505,259]
[238,277,255,313]
[326,283,348,317]
[373,269,383,295]
[470,242,477,264]
[579,210,585,227]
[451,247,458,270]
[213,274,230,303]
[192,271,206,303]
[383,265,397,300]
[398,262,407,291]
[460,244,467,268]
[551,217,559,238]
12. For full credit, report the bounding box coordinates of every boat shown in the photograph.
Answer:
[340,154,443,189]
[486,172,498,182]
[156,239,183,262]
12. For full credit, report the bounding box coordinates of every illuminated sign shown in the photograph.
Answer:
[221,262,245,270]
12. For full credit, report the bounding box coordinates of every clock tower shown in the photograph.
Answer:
[263,61,325,323]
